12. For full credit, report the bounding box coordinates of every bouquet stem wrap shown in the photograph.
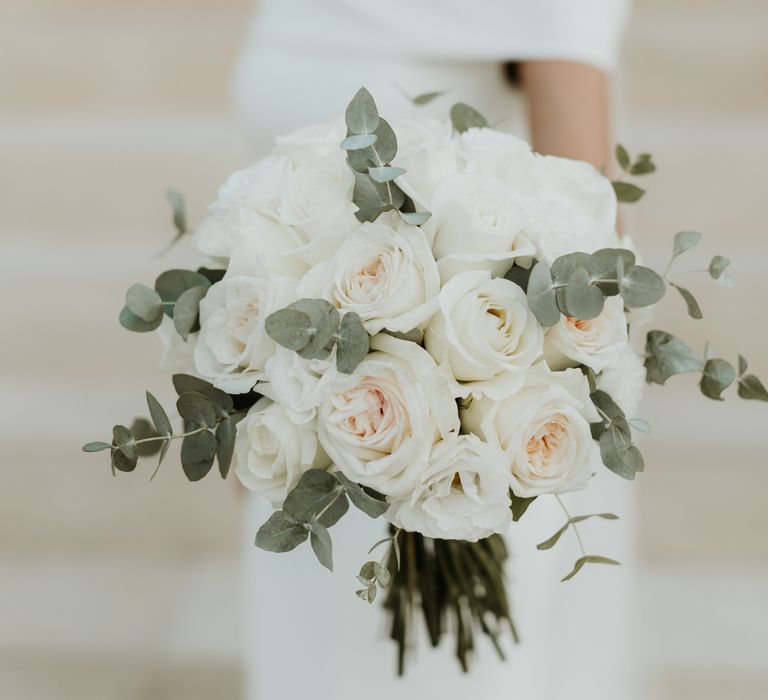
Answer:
[385,529,518,674]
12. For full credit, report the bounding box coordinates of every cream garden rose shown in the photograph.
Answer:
[193,274,294,393]
[461,363,601,497]
[317,334,459,498]
[544,296,629,372]
[299,219,440,334]
[424,270,543,398]
[425,172,536,281]
[386,434,512,542]
[234,397,331,507]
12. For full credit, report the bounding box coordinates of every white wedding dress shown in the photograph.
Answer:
[235,2,638,698]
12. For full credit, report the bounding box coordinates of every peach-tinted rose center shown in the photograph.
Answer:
[342,385,389,438]
[565,316,593,332]
[526,420,567,469]
[355,256,385,296]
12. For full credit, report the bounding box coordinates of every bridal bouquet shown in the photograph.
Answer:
[84,89,766,673]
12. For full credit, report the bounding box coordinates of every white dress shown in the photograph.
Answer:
[235,2,638,698]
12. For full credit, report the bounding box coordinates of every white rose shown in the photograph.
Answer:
[597,345,647,418]
[259,347,333,425]
[424,271,543,399]
[391,117,458,210]
[274,120,346,165]
[386,434,512,541]
[234,397,331,507]
[194,156,292,260]
[193,274,294,393]
[425,172,536,281]
[461,363,600,497]
[299,219,440,334]
[277,150,358,244]
[525,154,618,264]
[544,296,628,372]
[318,334,460,498]
[458,128,536,192]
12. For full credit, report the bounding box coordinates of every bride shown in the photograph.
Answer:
[234,1,637,698]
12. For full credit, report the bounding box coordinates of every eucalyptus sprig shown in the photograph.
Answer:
[356,529,401,604]
[521,247,665,326]
[612,144,656,203]
[264,298,369,374]
[157,188,189,255]
[341,88,431,226]
[82,373,245,481]
[119,267,222,340]
[590,390,645,480]
[255,468,389,571]
[539,496,620,583]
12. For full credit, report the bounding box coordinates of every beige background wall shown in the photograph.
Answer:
[1,1,767,698]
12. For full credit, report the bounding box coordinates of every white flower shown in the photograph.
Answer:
[424,271,543,398]
[425,172,536,281]
[317,334,459,498]
[274,120,346,165]
[386,434,512,541]
[524,154,618,264]
[193,274,294,393]
[234,397,331,507]
[458,128,536,190]
[299,219,440,334]
[544,296,628,372]
[597,345,647,418]
[391,117,458,210]
[260,347,332,425]
[461,363,600,497]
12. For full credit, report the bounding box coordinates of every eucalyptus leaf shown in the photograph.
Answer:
[672,230,702,260]
[265,308,315,352]
[590,248,636,295]
[561,555,620,582]
[166,188,187,236]
[551,252,593,285]
[352,171,393,222]
[155,269,211,317]
[172,374,233,413]
[288,299,340,361]
[383,327,424,344]
[738,355,748,376]
[368,166,406,183]
[526,261,560,327]
[336,312,369,374]
[628,418,651,433]
[599,429,644,480]
[215,416,236,478]
[255,511,308,553]
[335,472,389,518]
[283,469,348,526]
[196,267,225,285]
[510,493,536,522]
[590,389,625,422]
[111,424,138,472]
[708,255,730,279]
[564,267,605,320]
[119,305,163,333]
[146,391,172,436]
[173,285,207,340]
[125,283,163,323]
[341,133,378,151]
[700,358,736,401]
[615,144,630,172]
[398,210,431,226]
[180,430,216,481]
[345,87,379,135]
[737,374,768,402]
[82,441,111,453]
[130,418,161,457]
[177,391,217,428]
[450,102,488,132]
[309,522,333,571]
[373,562,391,587]
[629,156,656,175]
[671,283,703,319]
[644,330,703,384]
[612,181,645,203]
[621,265,666,308]
[412,90,447,106]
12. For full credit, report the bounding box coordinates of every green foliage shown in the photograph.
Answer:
[561,555,620,582]
[450,102,488,132]
[564,267,605,319]
[282,469,349,527]
[172,373,234,414]
[613,144,656,196]
[180,430,216,481]
[615,144,630,171]
[510,493,537,521]
[644,330,703,385]
[215,417,236,478]
[111,424,138,472]
[737,373,768,402]
[155,269,211,316]
[591,390,645,480]
[309,522,334,571]
[82,441,111,452]
[620,265,666,307]
[160,188,188,253]
[411,90,447,106]
[265,299,370,375]
[177,391,217,428]
[368,166,406,183]
[537,513,619,551]
[335,472,389,518]
[612,181,645,203]
[526,261,560,326]
[255,511,309,553]
[345,87,379,135]
[130,418,161,457]
[672,230,702,260]
[671,283,703,319]
[119,305,163,333]
[700,358,737,400]
[125,284,163,323]
[356,559,391,603]
[173,286,207,340]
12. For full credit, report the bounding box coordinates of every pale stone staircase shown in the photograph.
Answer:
[1,1,767,698]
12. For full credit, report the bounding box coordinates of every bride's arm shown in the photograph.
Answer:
[519,60,612,173]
